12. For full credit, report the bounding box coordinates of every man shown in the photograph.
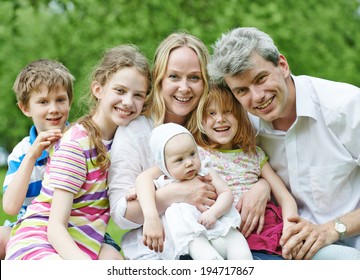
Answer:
[207,27,360,260]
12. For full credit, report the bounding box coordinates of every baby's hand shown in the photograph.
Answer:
[125,187,137,201]
[198,210,217,229]
[28,129,63,158]
[143,216,164,253]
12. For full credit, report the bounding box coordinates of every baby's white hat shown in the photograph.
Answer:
[149,123,194,178]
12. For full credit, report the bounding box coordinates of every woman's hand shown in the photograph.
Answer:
[183,175,217,212]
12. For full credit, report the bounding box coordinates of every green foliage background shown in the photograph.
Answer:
[0,0,360,249]
[0,0,360,151]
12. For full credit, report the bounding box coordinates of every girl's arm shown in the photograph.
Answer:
[260,162,298,231]
[260,162,301,259]
[198,169,234,229]
[47,188,91,260]
[135,167,164,252]
[3,129,62,215]
[122,166,161,224]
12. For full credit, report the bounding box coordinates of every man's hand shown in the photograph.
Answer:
[236,178,270,237]
[280,215,333,259]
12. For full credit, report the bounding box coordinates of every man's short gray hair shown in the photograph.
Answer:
[208,27,280,85]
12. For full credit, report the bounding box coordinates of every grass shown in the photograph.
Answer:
[0,167,13,223]
[0,167,128,248]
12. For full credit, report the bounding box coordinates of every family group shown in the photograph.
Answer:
[1,27,360,260]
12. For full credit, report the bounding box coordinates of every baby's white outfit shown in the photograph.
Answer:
[154,173,240,259]
[149,123,240,259]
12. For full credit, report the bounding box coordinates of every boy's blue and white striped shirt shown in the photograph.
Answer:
[2,125,48,223]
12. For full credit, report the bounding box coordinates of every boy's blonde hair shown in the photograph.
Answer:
[144,32,209,128]
[191,84,256,153]
[13,59,75,107]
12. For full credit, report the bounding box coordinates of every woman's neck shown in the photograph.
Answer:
[164,111,187,126]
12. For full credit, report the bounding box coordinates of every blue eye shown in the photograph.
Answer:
[189,75,200,81]
[169,74,178,79]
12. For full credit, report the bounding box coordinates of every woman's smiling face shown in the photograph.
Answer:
[161,46,204,123]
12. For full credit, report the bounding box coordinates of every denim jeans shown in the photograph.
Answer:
[179,251,284,260]
[251,251,284,260]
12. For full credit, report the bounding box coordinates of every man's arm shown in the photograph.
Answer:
[280,208,360,260]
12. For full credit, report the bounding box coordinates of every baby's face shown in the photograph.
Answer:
[164,133,201,181]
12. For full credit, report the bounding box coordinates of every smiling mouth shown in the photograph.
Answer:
[47,117,62,121]
[115,107,132,115]
[174,96,192,102]
[256,97,274,109]
[214,127,230,132]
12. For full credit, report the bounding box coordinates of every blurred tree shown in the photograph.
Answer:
[0,0,359,151]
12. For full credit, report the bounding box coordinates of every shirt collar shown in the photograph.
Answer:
[29,125,38,145]
[292,75,318,120]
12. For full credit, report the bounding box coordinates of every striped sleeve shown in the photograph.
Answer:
[49,140,87,194]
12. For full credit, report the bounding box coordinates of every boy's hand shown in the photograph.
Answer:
[142,215,165,253]
[28,129,63,159]
[198,210,217,229]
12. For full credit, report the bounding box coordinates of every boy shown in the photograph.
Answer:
[0,59,74,259]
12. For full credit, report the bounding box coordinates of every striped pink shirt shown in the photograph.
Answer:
[6,123,111,260]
